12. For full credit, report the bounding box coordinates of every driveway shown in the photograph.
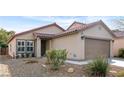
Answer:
[111,58,124,67]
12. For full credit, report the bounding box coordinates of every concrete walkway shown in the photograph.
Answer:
[65,60,91,65]
[111,58,124,67]
[66,58,124,67]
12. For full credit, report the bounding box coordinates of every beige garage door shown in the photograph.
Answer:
[85,38,110,59]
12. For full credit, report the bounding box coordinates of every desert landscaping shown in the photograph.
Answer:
[0,55,124,77]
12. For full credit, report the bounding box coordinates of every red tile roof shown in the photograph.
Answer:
[112,30,124,38]
[7,23,65,43]
[8,20,114,43]
[51,20,114,39]
[33,33,55,39]
[67,21,86,30]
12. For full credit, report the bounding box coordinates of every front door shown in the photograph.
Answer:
[41,40,46,56]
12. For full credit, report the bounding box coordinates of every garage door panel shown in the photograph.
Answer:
[85,38,110,59]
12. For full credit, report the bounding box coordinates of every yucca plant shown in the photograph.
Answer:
[85,57,109,77]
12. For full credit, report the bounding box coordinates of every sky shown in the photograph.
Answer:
[0,16,124,33]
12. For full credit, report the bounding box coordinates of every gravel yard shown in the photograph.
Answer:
[0,56,85,77]
[0,55,124,77]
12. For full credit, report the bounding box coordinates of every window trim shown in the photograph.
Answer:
[16,39,35,54]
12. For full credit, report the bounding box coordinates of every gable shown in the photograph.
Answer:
[8,23,64,43]
[67,22,85,30]
[15,25,63,40]
[82,24,113,39]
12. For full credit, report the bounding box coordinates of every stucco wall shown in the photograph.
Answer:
[79,24,113,59]
[8,25,63,57]
[113,38,124,56]
[15,26,63,40]
[8,38,16,57]
[51,24,113,60]
[83,24,113,39]
[51,33,84,60]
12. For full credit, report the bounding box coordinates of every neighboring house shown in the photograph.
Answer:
[8,20,114,60]
[112,30,124,56]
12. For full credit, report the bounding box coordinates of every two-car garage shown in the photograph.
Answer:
[85,38,110,59]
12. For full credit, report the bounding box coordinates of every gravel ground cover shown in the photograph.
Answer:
[0,55,124,77]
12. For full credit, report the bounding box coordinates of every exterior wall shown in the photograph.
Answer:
[113,38,124,56]
[8,26,63,57]
[79,24,113,59]
[83,24,113,39]
[8,38,16,57]
[50,24,113,60]
[51,33,84,60]
[35,26,63,34]
[15,26,63,40]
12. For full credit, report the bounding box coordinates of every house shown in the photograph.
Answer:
[8,20,114,60]
[112,30,124,56]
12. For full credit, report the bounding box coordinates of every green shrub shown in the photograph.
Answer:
[46,49,67,70]
[85,57,109,77]
[116,71,124,77]
[118,48,124,58]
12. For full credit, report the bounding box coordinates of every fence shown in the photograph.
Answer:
[0,47,8,55]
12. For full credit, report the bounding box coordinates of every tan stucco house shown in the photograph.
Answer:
[112,30,124,56]
[8,20,114,60]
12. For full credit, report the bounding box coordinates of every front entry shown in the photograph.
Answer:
[41,40,46,56]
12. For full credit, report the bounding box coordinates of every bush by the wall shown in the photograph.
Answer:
[118,48,124,58]
[46,49,67,70]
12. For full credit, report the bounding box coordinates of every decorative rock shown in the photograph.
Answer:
[42,64,47,68]
[109,70,117,73]
[67,68,74,73]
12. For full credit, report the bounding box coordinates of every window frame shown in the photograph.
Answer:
[16,40,34,54]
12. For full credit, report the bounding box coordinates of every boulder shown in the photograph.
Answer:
[42,64,47,68]
[67,68,74,73]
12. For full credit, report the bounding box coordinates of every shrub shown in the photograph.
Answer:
[85,57,109,77]
[116,70,124,77]
[118,48,124,58]
[46,49,67,70]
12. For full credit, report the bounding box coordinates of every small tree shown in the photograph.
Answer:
[46,49,67,70]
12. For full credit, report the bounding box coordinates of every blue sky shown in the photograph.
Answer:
[0,16,123,33]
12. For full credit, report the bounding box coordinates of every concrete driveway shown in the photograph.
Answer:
[111,58,124,67]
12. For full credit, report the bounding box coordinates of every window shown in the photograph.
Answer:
[17,40,34,55]
[26,41,34,52]
[17,40,25,52]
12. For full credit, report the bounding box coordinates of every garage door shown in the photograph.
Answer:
[85,38,110,59]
